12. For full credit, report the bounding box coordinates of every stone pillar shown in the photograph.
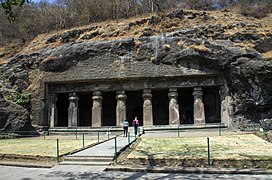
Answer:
[219,86,231,127]
[193,87,205,125]
[116,90,127,127]
[168,88,180,126]
[68,92,79,127]
[50,94,58,128]
[143,89,153,127]
[92,91,102,127]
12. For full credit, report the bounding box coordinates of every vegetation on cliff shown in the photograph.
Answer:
[0,3,271,132]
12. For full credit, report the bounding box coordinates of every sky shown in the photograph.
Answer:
[32,0,55,3]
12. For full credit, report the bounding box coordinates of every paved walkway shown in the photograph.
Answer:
[54,135,131,171]
[1,165,272,180]
[70,135,130,157]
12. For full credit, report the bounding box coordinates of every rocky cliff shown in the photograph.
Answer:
[0,9,271,132]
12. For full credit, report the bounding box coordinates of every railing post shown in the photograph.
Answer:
[207,137,211,167]
[263,121,266,136]
[108,129,110,139]
[82,133,85,148]
[98,131,100,143]
[76,128,78,140]
[128,132,130,145]
[114,136,117,163]
[218,123,221,136]
[178,126,180,137]
[43,131,46,140]
[56,139,59,162]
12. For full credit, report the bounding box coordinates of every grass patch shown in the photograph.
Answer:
[0,136,97,157]
[129,134,272,160]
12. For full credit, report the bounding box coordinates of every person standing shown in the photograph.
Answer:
[133,117,139,136]
[123,119,129,137]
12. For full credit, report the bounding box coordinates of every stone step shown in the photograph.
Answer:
[64,156,113,162]
[59,161,112,166]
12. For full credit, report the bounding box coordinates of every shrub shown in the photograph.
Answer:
[16,93,30,106]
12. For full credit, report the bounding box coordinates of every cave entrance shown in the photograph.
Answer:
[56,93,69,127]
[78,93,92,126]
[126,91,143,126]
[203,87,221,123]
[178,88,194,124]
[102,92,116,126]
[152,89,169,125]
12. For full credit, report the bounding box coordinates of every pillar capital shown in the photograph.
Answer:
[193,87,203,97]
[92,91,102,101]
[51,94,58,103]
[50,94,58,109]
[143,89,152,100]
[168,92,178,99]
[169,87,178,92]
[93,91,102,96]
[116,90,127,100]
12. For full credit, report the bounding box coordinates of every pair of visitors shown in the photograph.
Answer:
[123,117,139,137]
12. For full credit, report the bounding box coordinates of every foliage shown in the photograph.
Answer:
[238,0,272,18]
[0,0,31,22]
[15,93,30,106]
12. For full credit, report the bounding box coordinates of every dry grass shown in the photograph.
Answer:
[263,51,272,59]
[0,59,8,65]
[17,10,271,55]
[0,135,102,157]
[27,70,44,93]
[189,43,211,53]
[128,134,272,160]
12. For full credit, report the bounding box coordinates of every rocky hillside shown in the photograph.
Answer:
[0,9,271,132]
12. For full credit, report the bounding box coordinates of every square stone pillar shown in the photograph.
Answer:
[143,89,153,127]
[116,90,127,127]
[219,86,231,127]
[193,87,205,126]
[68,92,79,127]
[50,94,58,128]
[168,88,180,126]
[92,91,102,127]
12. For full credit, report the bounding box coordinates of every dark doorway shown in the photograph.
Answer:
[56,93,69,127]
[178,88,194,124]
[126,91,143,126]
[203,87,221,123]
[102,92,116,126]
[78,94,92,126]
[152,89,169,125]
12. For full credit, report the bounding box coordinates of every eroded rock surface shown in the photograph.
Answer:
[0,10,271,132]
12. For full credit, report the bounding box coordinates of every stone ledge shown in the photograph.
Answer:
[106,165,272,175]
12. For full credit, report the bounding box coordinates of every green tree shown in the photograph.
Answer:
[0,0,31,22]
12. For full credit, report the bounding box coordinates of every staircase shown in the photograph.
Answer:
[60,155,114,166]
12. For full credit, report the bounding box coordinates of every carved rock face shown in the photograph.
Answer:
[0,11,272,132]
